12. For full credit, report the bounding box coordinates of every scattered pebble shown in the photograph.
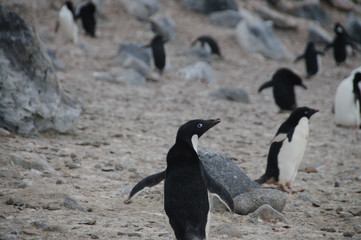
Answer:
[102,166,115,172]
[5,198,24,207]
[117,232,141,237]
[320,227,336,232]
[63,198,85,211]
[90,233,99,239]
[343,232,355,237]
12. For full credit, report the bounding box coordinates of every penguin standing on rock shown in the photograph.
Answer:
[294,41,324,78]
[258,68,307,111]
[144,34,167,75]
[256,107,318,193]
[334,68,361,128]
[191,35,223,59]
[55,1,78,43]
[75,0,97,37]
[324,23,353,66]
[125,119,234,240]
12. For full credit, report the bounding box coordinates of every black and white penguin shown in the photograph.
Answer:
[125,119,234,239]
[324,23,353,66]
[255,107,318,192]
[334,67,361,128]
[258,68,307,111]
[191,35,223,59]
[75,0,96,37]
[294,41,324,78]
[145,34,167,75]
[164,119,234,239]
[55,1,78,43]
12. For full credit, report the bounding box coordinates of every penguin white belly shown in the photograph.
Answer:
[317,55,322,75]
[277,117,309,185]
[335,78,360,127]
[58,6,78,43]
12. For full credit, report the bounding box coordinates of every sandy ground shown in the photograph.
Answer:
[1,0,361,239]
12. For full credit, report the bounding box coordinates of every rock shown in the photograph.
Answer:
[348,207,361,216]
[102,166,115,172]
[46,47,66,71]
[308,23,332,44]
[0,168,21,179]
[254,5,298,30]
[7,153,54,172]
[327,0,354,11]
[182,0,238,14]
[0,233,15,240]
[32,221,48,228]
[43,203,61,211]
[209,10,242,28]
[93,72,114,82]
[209,87,250,103]
[293,3,331,25]
[199,149,259,198]
[121,0,162,21]
[213,223,243,238]
[343,232,355,237]
[63,197,85,211]
[248,204,289,224]
[0,128,11,136]
[178,61,216,84]
[114,69,147,86]
[181,47,213,62]
[345,12,361,44]
[320,227,336,233]
[5,197,24,207]
[90,233,99,239]
[118,42,152,75]
[64,157,81,169]
[149,14,176,42]
[0,7,82,135]
[235,12,289,60]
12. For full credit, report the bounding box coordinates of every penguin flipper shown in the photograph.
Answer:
[258,81,273,93]
[125,170,166,203]
[294,54,304,63]
[200,163,234,213]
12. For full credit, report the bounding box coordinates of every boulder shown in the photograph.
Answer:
[248,204,289,223]
[182,0,238,14]
[209,87,250,103]
[118,42,152,75]
[327,0,354,11]
[254,5,298,30]
[121,0,162,21]
[308,23,332,44]
[114,69,147,86]
[7,153,54,172]
[178,62,216,84]
[149,14,176,42]
[0,7,82,135]
[345,12,361,44]
[235,12,289,60]
[209,10,242,28]
[294,3,331,25]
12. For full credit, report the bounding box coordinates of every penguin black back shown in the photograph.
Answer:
[65,1,75,17]
[294,41,323,78]
[353,73,361,114]
[192,35,222,58]
[75,1,96,37]
[258,68,307,111]
[149,34,166,75]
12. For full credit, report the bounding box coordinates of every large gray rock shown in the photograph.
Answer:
[327,0,354,11]
[121,0,162,21]
[308,23,332,44]
[0,7,82,135]
[182,0,238,14]
[198,149,259,198]
[209,87,250,103]
[118,42,152,75]
[254,5,298,30]
[345,12,361,44]
[248,204,289,224]
[235,12,289,60]
[114,69,147,86]
[178,62,216,84]
[209,10,242,28]
[149,14,176,42]
[6,153,54,172]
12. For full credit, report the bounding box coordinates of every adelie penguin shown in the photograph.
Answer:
[125,119,234,240]
[324,23,353,66]
[144,34,167,75]
[256,107,318,193]
[75,0,97,37]
[55,1,78,44]
[294,41,324,79]
[334,67,361,128]
[258,68,307,111]
[191,35,223,60]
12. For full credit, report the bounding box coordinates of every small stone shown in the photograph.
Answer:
[0,128,11,136]
[0,191,4,197]
[304,166,317,173]
[334,181,340,187]
[343,232,355,237]
[339,211,353,218]
[303,211,312,218]
[312,201,321,207]
[5,198,24,206]
[32,221,48,228]
[79,219,96,225]
[248,204,289,224]
[46,203,61,211]
[213,223,243,238]
[348,207,361,216]
[63,198,85,211]
[56,179,64,185]
[118,232,141,237]
[102,166,115,172]
[10,230,21,235]
[354,225,361,233]
[94,164,101,169]
[115,164,124,171]
[90,234,99,239]
[320,227,336,232]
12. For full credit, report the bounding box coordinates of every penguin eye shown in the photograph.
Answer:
[197,123,203,128]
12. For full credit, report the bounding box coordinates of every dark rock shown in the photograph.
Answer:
[209,10,242,28]
[56,179,64,185]
[118,232,142,237]
[209,87,249,103]
[0,7,82,135]
[199,149,259,198]
[248,204,289,223]
[213,223,243,238]
[149,14,176,42]
[182,0,238,14]
[345,12,361,44]
[122,0,162,21]
[90,233,99,239]
[320,227,336,232]
[5,198,24,206]
[294,3,331,25]
[115,164,124,171]
[308,23,332,44]
[334,181,340,187]
[9,230,21,235]
[235,12,289,60]
[343,232,355,237]
[63,197,85,211]
[102,166,115,172]
[349,207,361,216]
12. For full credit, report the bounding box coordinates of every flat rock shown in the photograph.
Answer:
[7,153,54,172]
[115,69,147,86]
[149,14,176,42]
[328,0,354,11]
[178,61,215,84]
[209,10,242,28]
[345,12,361,44]
[254,5,298,30]
[209,87,249,103]
[121,0,162,21]
[182,0,238,14]
[248,204,289,224]
[308,23,332,44]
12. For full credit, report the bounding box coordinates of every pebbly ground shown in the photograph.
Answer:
[0,0,360,239]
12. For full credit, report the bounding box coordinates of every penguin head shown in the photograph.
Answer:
[65,1,74,14]
[290,107,318,121]
[333,23,344,34]
[306,41,315,51]
[275,68,307,89]
[152,34,167,46]
[176,119,220,150]
[354,72,361,84]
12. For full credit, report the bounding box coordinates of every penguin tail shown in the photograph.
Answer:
[255,174,269,185]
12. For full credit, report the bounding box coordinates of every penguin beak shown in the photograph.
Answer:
[310,109,319,117]
[211,118,221,126]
